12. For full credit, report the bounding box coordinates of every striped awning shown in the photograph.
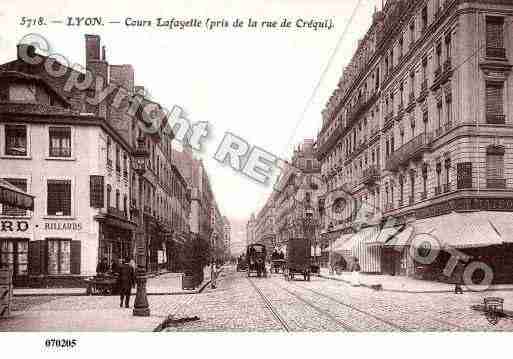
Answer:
[383,226,414,247]
[331,233,355,253]
[366,226,402,246]
[0,179,34,211]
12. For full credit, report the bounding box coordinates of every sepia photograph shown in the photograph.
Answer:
[1,0,513,356]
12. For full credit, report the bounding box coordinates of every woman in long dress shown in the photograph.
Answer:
[351,258,361,287]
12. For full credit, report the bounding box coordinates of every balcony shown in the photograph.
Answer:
[487,114,506,125]
[417,80,428,102]
[384,111,395,129]
[443,59,452,76]
[408,196,414,206]
[361,165,380,186]
[443,182,452,193]
[487,178,506,189]
[434,186,441,196]
[444,121,453,132]
[421,191,427,200]
[406,92,416,112]
[396,103,404,121]
[107,206,127,219]
[486,47,506,60]
[346,92,378,128]
[385,132,433,171]
[383,203,394,212]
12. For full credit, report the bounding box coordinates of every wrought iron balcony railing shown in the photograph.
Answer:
[361,165,380,185]
[486,47,506,59]
[385,132,433,171]
[487,178,506,189]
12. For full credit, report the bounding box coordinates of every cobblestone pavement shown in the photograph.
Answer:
[5,266,513,331]
[164,267,513,332]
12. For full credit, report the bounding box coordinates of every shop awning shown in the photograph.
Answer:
[0,179,34,211]
[383,226,414,247]
[332,227,376,253]
[331,233,355,253]
[366,226,404,246]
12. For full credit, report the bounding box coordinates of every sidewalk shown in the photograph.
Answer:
[318,268,513,293]
[0,267,224,331]
[13,267,214,297]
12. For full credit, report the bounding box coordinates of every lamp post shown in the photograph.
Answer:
[132,136,150,317]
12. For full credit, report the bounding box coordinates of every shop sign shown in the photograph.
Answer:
[0,220,29,232]
[44,222,82,231]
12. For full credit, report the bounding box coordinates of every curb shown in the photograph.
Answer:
[317,274,513,294]
[13,268,224,298]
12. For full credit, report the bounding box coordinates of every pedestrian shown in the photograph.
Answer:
[351,257,361,287]
[117,257,136,308]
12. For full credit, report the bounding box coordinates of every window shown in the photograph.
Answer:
[115,145,121,173]
[123,153,128,178]
[436,162,442,194]
[49,127,71,157]
[123,195,128,216]
[422,6,428,32]
[486,82,504,123]
[446,98,452,125]
[306,160,312,170]
[9,83,36,102]
[1,178,27,216]
[456,162,473,189]
[486,146,505,188]
[5,124,27,156]
[47,239,71,275]
[410,20,415,46]
[0,239,28,276]
[106,137,112,167]
[486,17,505,55]
[47,180,71,216]
[115,189,120,210]
[107,185,113,209]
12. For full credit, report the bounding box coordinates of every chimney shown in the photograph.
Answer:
[85,34,101,62]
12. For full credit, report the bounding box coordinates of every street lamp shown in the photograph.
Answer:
[132,135,150,317]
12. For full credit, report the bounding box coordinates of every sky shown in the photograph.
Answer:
[0,0,382,249]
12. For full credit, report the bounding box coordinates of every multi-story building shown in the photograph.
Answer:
[0,58,134,286]
[273,139,321,256]
[316,0,513,282]
[253,195,276,251]
[223,216,231,257]
[246,213,256,246]
[0,34,200,285]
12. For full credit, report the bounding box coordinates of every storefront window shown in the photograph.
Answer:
[47,239,71,274]
[0,239,29,276]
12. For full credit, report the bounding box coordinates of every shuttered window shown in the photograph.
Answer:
[486,83,504,123]
[49,127,71,157]
[1,178,27,216]
[457,162,473,189]
[47,180,71,216]
[47,239,71,275]
[487,154,504,179]
[486,18,504,49]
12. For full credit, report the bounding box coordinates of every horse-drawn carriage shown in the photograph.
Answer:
[283,237,311,281]
[246,243,267,278]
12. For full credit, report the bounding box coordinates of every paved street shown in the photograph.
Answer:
[3,265,513,331]
[165,265,513,332]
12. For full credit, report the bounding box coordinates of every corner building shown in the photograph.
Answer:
[316,0,513,283]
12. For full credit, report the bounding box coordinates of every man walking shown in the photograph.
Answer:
[118,257,135,308]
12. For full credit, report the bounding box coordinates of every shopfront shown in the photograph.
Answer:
[96,214,136,268]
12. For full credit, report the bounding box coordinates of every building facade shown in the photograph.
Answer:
[0,70,134,286]
[0,34,211,286]
[316,0,513,282]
